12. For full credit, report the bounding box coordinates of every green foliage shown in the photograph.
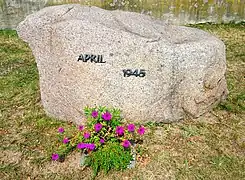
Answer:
[52,106,145,176]
[84,106,122,131]
[54,106,144,156]
[218,92,245,112]
[85,142,132,177]
[0,30,18,37]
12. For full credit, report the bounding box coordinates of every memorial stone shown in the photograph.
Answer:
[17,4,228,124]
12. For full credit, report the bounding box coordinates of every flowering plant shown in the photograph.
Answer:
[51,106,146,175]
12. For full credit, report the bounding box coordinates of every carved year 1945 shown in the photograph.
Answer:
[123,69,146,77]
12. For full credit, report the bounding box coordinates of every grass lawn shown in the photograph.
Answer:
[0,23,244,180]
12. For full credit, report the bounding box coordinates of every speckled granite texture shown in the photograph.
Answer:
[17,4,228,124]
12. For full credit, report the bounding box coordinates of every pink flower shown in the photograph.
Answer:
[102,112,112,121]
[137,126,145,135]
[100,139,105,144]
[87,143,96,151]
[94,123,102,132]
[116,126,124,136]
[58,127,64,133]
[52,153,59,160]
[63,137,69,144]
[77,143,87,149]
[84,132,90,139]
[91,111,98,118]
[127,124,135,132]
[78,125,84,131]
[122,140,131,148]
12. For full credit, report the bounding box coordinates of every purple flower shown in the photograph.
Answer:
[100,139,105,144]
[137,126,145,135]
[77,142,87,149]
[116,126,124,136]
[63,137,69,144]
[91,111,98,118]
[84,132,90,139]
[78,125,84,131]
[102,111,112,121]
[52,153,59,161]
[122,140,131,148]
[127,124,135,132]
[94,123,102,132]
[87,143,96,151]
[58,127,64,133]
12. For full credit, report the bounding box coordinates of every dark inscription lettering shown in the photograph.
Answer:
[85,54,90,62]
[77,54,106,63]
[78,54,84,61]
[90,54,97,63]
[97,55,101,63]
[98,55,106,63]
[123,69,146,77]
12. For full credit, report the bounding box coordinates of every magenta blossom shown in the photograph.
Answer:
[122,140,131,148]
[87,143,96,151]
[52,153,59,161]
[127,124,135,132]
[116,126,124,136]
[94,123,102,132]
[63,137,69,144]
[137,126,145,135]
[100,139,105,144]
[102,111,112,121]
[78,125,84,131]
[77,142,87,149]
[91,110,98,118]
[58,127,64,133]
[84,132,90,139]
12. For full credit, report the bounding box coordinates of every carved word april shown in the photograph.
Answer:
[78,54,105,63]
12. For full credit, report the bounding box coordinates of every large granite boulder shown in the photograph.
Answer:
[17,4,228,124]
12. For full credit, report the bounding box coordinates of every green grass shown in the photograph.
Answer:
[0,23,245,179]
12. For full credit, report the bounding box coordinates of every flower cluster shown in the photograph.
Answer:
[52,107,145,161]
[77,142,96,150]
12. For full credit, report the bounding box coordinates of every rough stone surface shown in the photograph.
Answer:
[17,4,228,124]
